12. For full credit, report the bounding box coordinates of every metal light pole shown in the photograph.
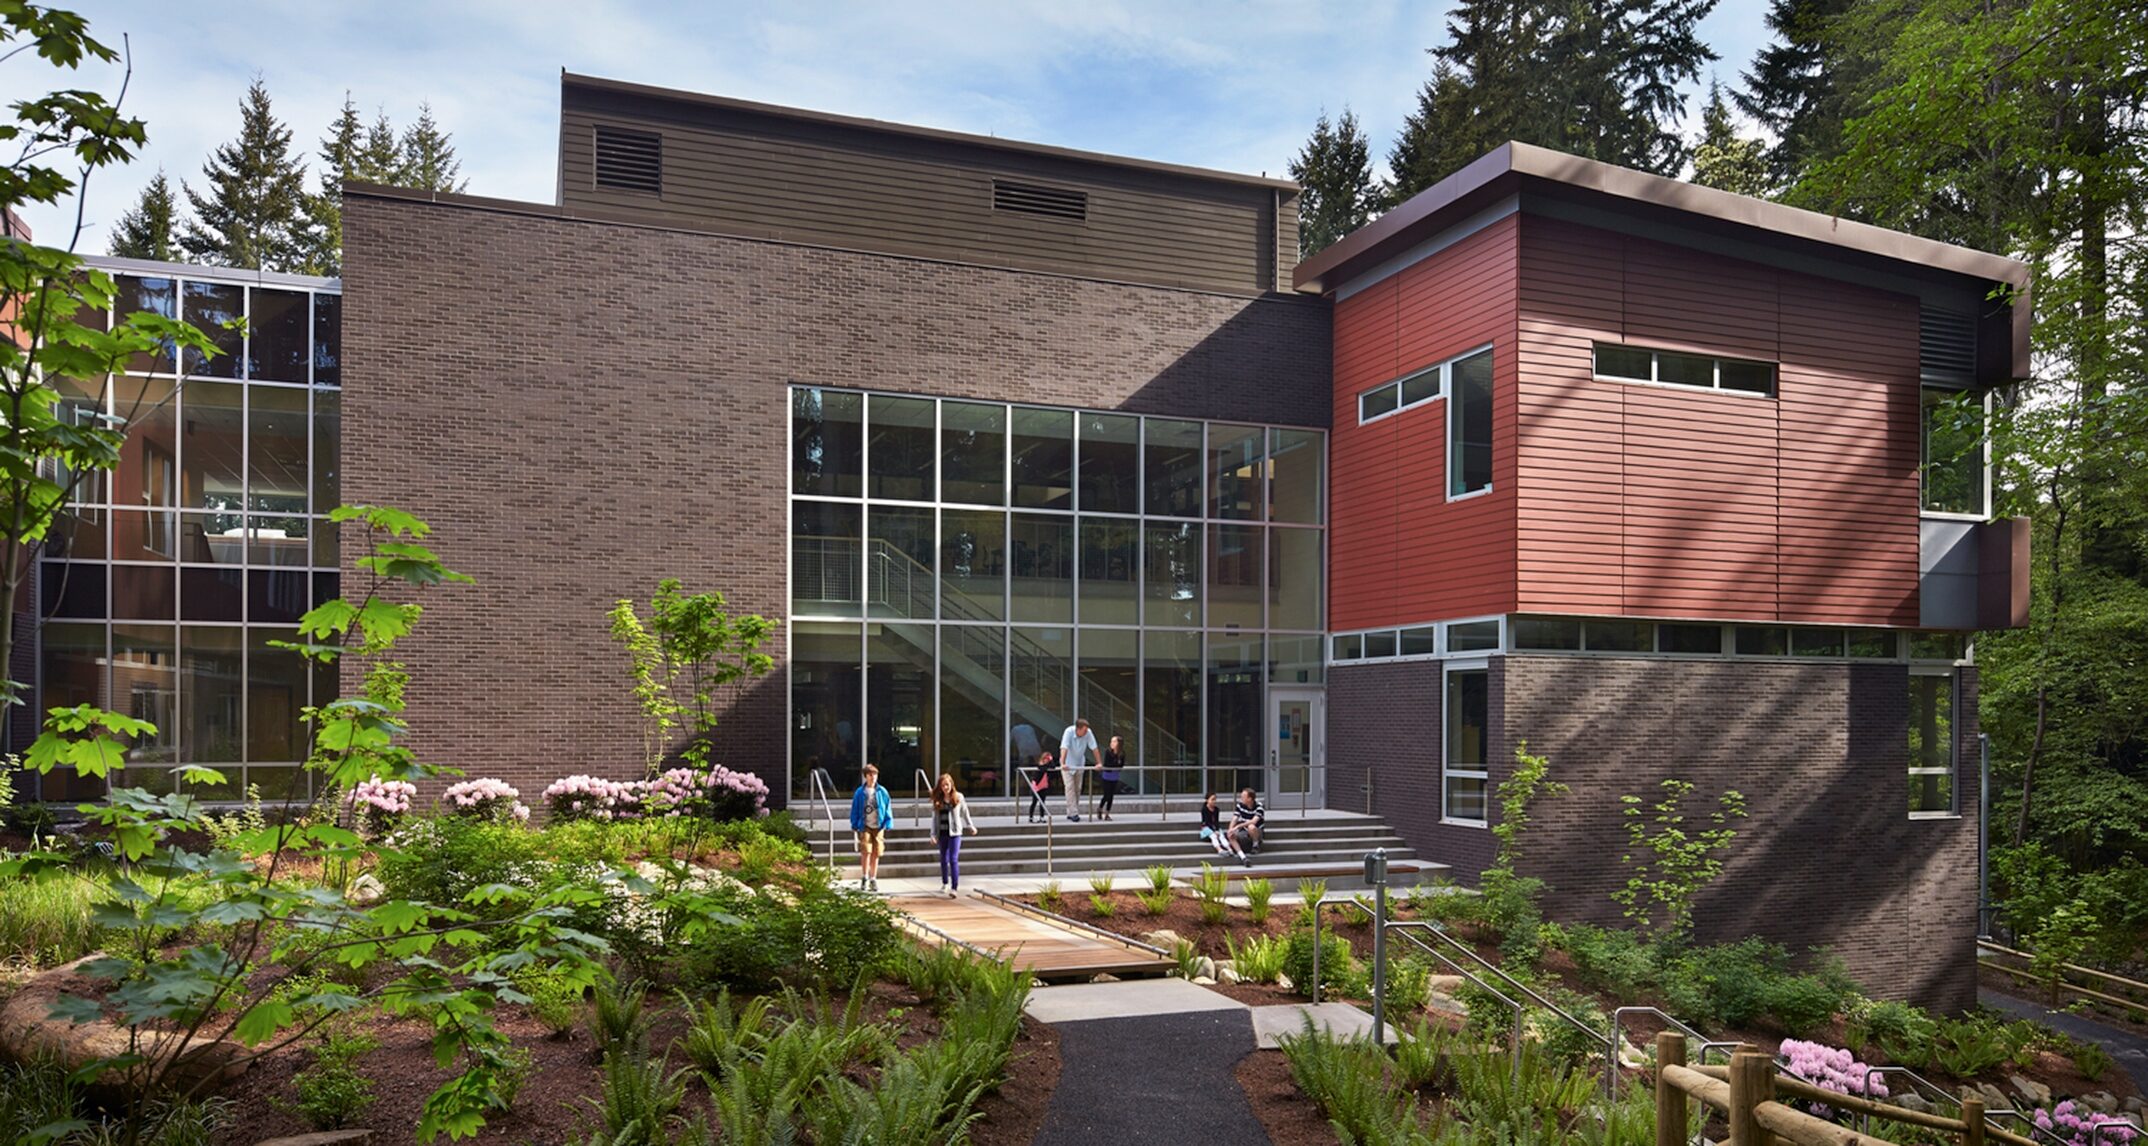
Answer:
[1366,848,1389,1043]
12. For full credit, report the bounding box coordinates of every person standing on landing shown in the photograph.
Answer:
[848,764,893,891]
[1025,750,1055,823]
[1097,735,1127,820]
[930,773,978,898]
[1058,718,1100,822]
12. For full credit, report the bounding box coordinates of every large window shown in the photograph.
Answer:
[1444,667,1490,823]
[1448,349,1493,496]
[34,268,341,801]
[1921,386,1987,516]
[789,387,1326,798]
[1909,670,1956,815]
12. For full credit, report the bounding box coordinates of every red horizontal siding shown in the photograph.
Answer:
[1512,216,1921,625]
[1328,214,1519,631]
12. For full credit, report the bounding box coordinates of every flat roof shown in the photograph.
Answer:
[562,72,1300,194]
[1293,141,2030,295]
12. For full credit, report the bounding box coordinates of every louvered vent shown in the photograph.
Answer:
[1919,308,1977,383]
[593,126,662,195]
[992,179,1087,221]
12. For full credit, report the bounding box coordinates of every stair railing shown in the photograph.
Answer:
[807,767,839,873]
[913,769,933,829]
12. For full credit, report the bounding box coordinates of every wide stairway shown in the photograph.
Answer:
[796,797,1430,885]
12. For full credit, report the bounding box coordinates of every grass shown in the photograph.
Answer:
[0,872,104,967]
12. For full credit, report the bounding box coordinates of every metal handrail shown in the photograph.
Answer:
[807,767,839,872]
[1853,1064,2071,1146]
[1371,912,1615,1057]
[1605,1006,1727,1101]
[1378,922,1529,1084]
[974,890,1173,956]
[913,768,933,829]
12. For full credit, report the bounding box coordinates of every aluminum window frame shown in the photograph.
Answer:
[1918,383,1993,521]
[1441,658,1492,827]
[1907,665,1960,819]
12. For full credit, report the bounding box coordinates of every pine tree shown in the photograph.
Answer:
[107,169,179,261]
[1734,0,1862,185]
[1690,80,1770,197]
[181,78,309,272]
[359,110,404,184]
[1392,0,1720,193]
[298,95,364,276]
[1389,61,1486,201]
[1289,108,1382,256]
[399,102,466,193]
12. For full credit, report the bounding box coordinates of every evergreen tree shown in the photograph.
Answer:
[359,110,404,184]
[399,102,466,193]
[181,78,309,271]
[298,95,365,276]
[1734,0,1864,185]
[1392,0,1719,193]
[107,169,179,261]
[1690,80,1770,197]
[1389,61,1486,200]
[1289,108,1382,256]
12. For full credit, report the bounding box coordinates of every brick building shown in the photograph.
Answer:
[20,75,2029,1009]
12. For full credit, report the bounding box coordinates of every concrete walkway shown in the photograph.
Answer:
[1982,987,2148,1097]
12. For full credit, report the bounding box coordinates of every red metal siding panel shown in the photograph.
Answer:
[1328,215,1519,631]
[1513,216,1921,625]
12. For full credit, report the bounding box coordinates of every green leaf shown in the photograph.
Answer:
[232,1000,294,1046]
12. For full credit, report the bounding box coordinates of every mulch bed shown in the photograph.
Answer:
[1235,1047,1340,1146]
[212,979,1057,1145]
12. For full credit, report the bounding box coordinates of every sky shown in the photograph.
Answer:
[6,1,1777,254]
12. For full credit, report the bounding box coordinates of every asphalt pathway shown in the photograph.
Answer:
[1033,1008,1271,1146]
[1982,987,2148,1097]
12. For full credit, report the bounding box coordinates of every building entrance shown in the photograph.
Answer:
[1268,687,1323,810]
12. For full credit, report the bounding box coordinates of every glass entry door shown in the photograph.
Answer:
[1268,687,1323,810]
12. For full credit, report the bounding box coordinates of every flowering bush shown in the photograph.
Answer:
[2033,1100,2140,1146]
[643,768,703,817]
[439,777,531,824]
[703,764,770,822]
[1778,1039,1886,1118]
[346,775,417,837]
[543,774,643,822]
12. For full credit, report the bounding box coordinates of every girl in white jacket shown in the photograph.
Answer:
[930,773,980,897]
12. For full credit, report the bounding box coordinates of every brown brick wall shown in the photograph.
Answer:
[1331,654,1981,1012]
[340,192,1331,808]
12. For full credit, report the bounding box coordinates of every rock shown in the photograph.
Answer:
[2079,1091,2119,1114]
[2125,1095,2145,1115]
[1089,973,1119,984]
[1193,975,1217,986]
[1276,974,1293,992]
[252,1134,376,1146]
[1894,1094,1931,1114]
[1218,965,1242,985]
[1194,956,1217,980]
[1427,991,1469,1018]
[1142,930,1185,951]
[0,956,248,1092]
[2122,1113,2143,1131]
[346,873,385,905]
[1426,975,1467,995]
[1966,1082,2010,1112]
[2009,1074,2052,1108]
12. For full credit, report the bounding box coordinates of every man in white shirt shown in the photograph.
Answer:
[1058,718,1099,821]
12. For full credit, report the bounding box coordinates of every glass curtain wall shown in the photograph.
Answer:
[35,271,341,800]
[790,387,1325,800]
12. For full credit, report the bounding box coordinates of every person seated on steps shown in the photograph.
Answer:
[1226,787,1265,867]
[1201,792,1246,863]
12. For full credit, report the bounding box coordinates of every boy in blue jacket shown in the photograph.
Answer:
[849,764,893,891]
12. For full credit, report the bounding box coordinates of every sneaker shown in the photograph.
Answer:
[858,877,868,890]
[1068,814,1082,822]
[946,888,958,899]
[868,878,878,892]
[1242,855,1253,868]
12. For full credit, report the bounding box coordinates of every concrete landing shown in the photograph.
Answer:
[1249,1001,1396,1048]
[1024,977,1248,1024]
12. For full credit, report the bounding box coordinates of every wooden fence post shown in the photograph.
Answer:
[1655,1031,1687,1146]
[1727,1046,1776,1146]
[1962,1097,1986,1146]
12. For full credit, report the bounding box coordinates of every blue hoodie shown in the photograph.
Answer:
[850,782,892,832]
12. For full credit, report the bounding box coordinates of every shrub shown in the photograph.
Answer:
[2032,1099,2142,1146]
[591,977,651,1056]
[1135,884,1174,916]
[375,817,547,921]
[2072,1038,2114,1082]
[1294,878,1328,929]
[1779,1039,1889,1112]
[1192,864,1230,926]
[758,809,810,846]
[1381,953,1433,1015]
[1765,968,1856,1038]
[1277,1019,1419,1142]
[1665,938,1792,1029]
[546,774,643,822]
[1243,877,1274,924]
[1088,872,1115,897]
[580,1030,695,1146]
[734,833,805,884]
[519,968,587,1037]
[345,775,417,837]
[1392,1015,1458,1089]
[1281,926,1356,998]
[1145,864,1173,894]
[795,882,900,987]
[1846,997,1937,1067]
[1226,932,1287,984]
[439,777,531,824]
[1088,893,1115,918]
[276,1028,380,1130]
[1613,778,1746,949]
[1556,923,1658,1000]
[1929,1013,2012,1077]
[1529,985,1609,1068]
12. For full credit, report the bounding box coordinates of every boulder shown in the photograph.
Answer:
[1276,974,1294,992]
[346,873,385,905]
[1962,1082,2010,1111]
[1217,965,1243,986]
[1193,975,1217,986]
[2125,1095,2145,1116]
[1895,1094,1931,1115]
[1142,930,1185,951]
[2009,1074,2052,1108]
[2078,1090,2118,1114]
[1194,956,1217,981]
[0,956,249,1093]
[1426,975,1468,995]
[1089,973,1120,984]
[1427,991,1469,1018]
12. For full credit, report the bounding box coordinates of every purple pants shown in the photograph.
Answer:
[936,832,962,889]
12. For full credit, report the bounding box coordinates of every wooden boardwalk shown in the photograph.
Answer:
[892,895,1174,980]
